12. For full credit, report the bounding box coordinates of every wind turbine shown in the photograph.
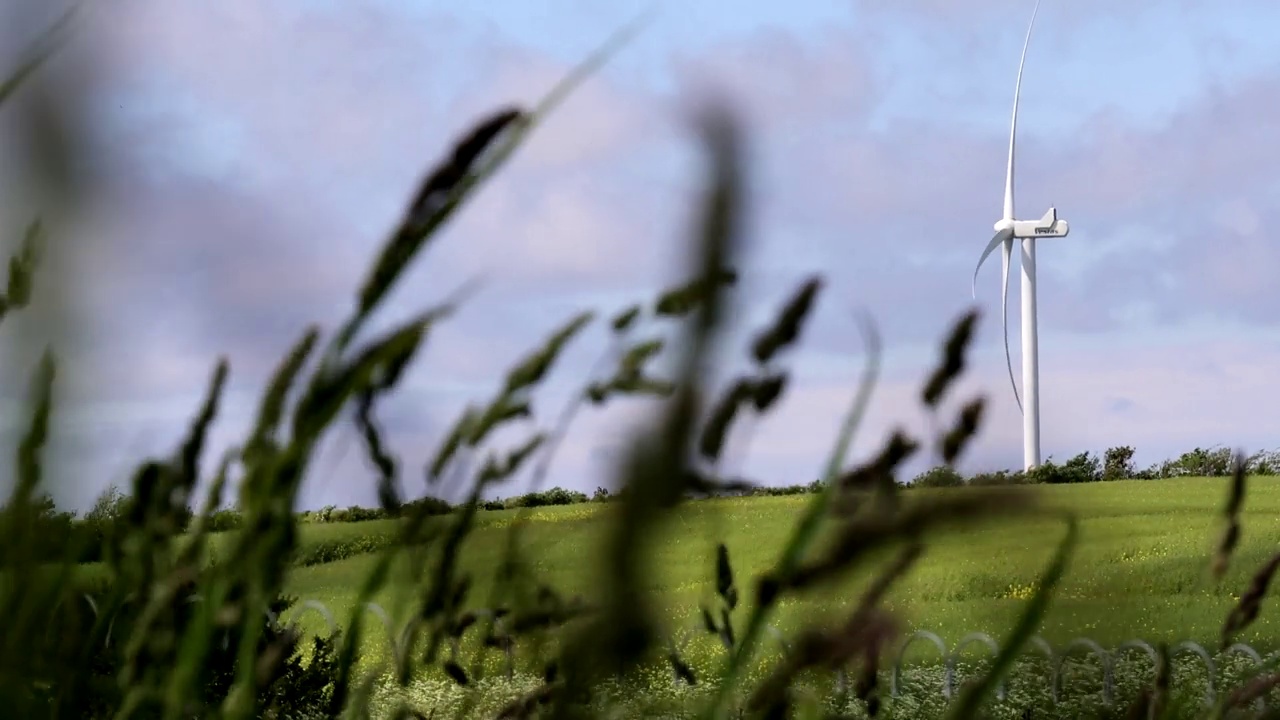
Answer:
[971,0,1070,472]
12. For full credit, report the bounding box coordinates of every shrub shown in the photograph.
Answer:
[968,469,1027,486]
[1020,453,1099,485]
[1150,446,1235,478]
[206,509,244,532]
[911,466,965,488]
[1023,459,1060,484]
[83,485,129,524]
[402,495,452,516]
[291,533,397,567]
[514,487,590,508]
[299,505,338,523]
[1103,445,1136,480]
[1062,452,1102,483]
[758,483,816,496]
[341,505,386,522]
[1246,449,1280,475]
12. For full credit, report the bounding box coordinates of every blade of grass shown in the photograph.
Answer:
[701,312,880,720]
[0,3,82,106]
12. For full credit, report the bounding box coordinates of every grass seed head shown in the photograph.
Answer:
[504,311,594,395]
[941,396,986,466]
[610,304,641,333]
[751,372,787,412]
[1214,450,1249,581]
[698,378,753,461]
[751,275,823,365]
[1222,550,1280,649]
[922,308,980,408]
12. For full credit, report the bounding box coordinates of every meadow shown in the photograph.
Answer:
[225,476,1278,717]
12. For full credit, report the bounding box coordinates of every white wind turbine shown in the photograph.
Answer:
[971,0,1070,472]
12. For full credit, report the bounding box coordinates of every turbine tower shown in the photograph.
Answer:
[971,0,1070,471]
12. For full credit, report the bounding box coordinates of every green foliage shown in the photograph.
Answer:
[291,533,398,568]
[1147,446,1236,479]
[1021,453,1101,485]
[1244,449,1280,476]
[510,487,590,508]
[910,466,965,488]
[206,509,244,532]
[965,469,1028,487]
[1103,445,1136,480]
[29,581,346,719]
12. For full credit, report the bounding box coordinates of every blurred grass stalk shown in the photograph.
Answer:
[0,2,87,501]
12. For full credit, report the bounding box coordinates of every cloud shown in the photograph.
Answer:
[1,0,1277,510]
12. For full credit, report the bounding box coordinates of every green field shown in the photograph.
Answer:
[253,477,1280,717]
[273,478,1279,656]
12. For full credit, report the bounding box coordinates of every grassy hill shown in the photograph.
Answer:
[272,477,1280,666]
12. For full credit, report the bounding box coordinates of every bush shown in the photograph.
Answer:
[756,483,817,496]
[513,487,590,508]
[1021,453,1100,485]
[341,505,386,523]
[1062,452,1102,483]
[299,505,345,523]
[206,509,244,532]
[297,498,450,523]
[291,533,397,567]
[1103,445,1136,480]
[402,495,452,516]
[968,469,1028,486]
[911,466,965,488]
[1246,449,1280,475]
[1149,446,1235,478]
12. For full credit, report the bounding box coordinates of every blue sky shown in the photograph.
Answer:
[1,0,1279,510]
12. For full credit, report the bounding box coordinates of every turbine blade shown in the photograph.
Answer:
[1003,0,1041,222]
[972,227,1015,299]
[1000,237,1023,413]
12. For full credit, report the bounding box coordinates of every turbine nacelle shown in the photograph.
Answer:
[994,207,1069,238]
[1013,206,1069,238]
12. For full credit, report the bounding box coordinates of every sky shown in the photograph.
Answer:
[0,0,1278,511]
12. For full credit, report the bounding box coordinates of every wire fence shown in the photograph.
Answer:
[53,593,1277,711]
[665,621,1274,711]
